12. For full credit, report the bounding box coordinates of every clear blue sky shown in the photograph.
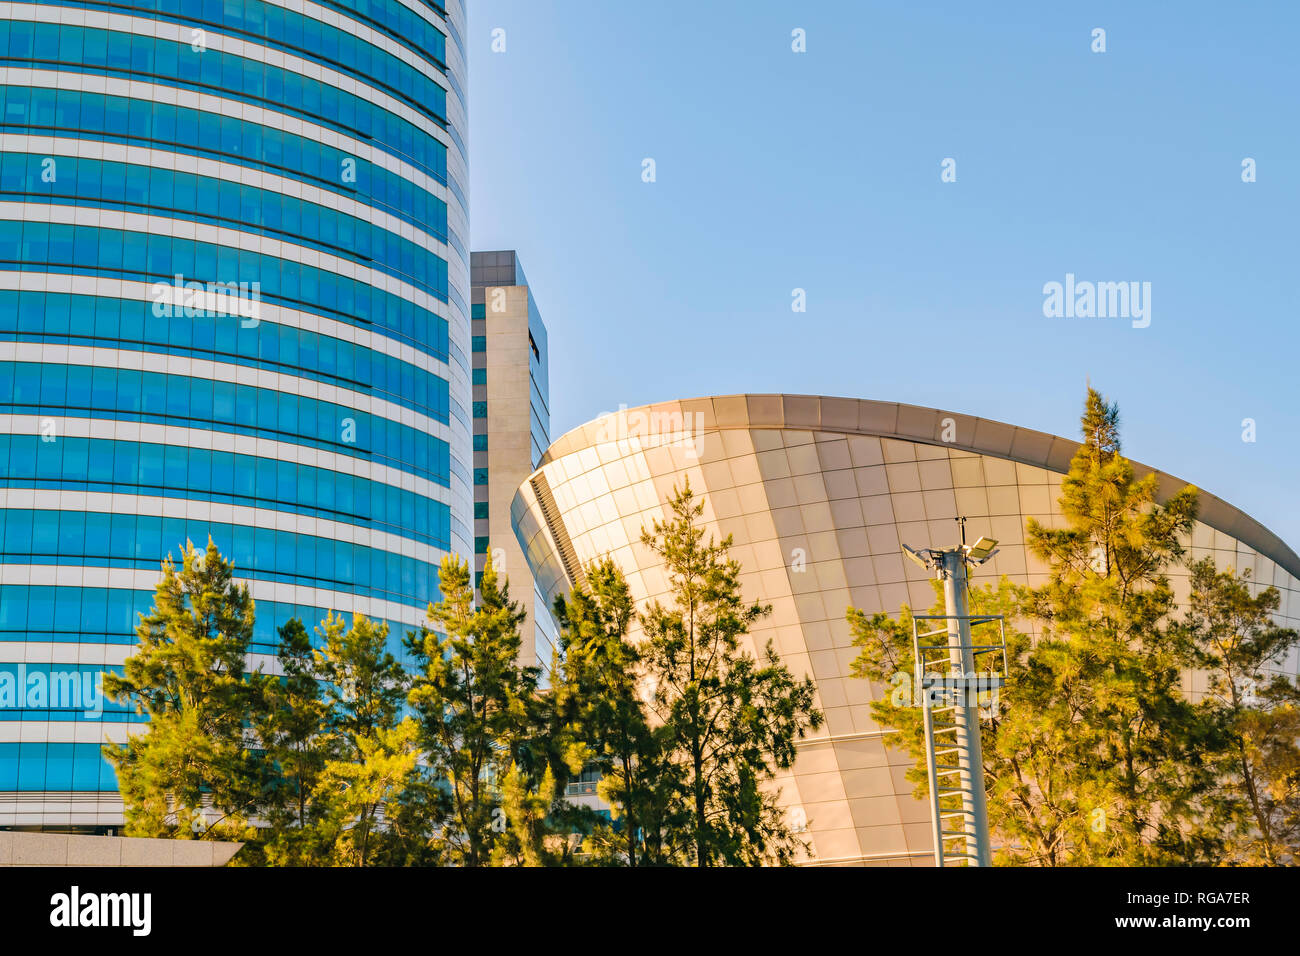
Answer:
[468,1,1300,551]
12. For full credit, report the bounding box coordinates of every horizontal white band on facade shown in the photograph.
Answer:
[5,134,454,259]
[0,640,416,682]
[0,486,450,567]
[0,272,471,398]
[0,199,452,330]
[0,645,289,674]
[0,722,134,744]
[0,340,453,446]
[1,68,456,205]
[0,413,459,507]
[0,563,433,627]
[0,792,125,824]
[0,638,427,684]
[3,3,452,146]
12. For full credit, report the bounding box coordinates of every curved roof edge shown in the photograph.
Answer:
[537,393,1300,582]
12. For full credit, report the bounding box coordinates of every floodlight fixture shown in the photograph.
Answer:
[902,544,934,571]
[965,536,999,564]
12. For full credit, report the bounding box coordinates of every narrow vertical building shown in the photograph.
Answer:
[470,251,559,673]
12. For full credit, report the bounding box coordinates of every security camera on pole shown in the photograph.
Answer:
[904,518,1007,867]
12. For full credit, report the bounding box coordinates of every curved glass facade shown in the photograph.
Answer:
[0,0,471,824]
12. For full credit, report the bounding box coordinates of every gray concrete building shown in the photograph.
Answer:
[471,252,560,672]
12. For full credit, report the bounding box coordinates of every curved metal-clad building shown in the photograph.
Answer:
[512,394,1300,866]
[0,0,471,826]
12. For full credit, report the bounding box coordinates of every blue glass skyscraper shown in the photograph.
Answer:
[0,0,470,827]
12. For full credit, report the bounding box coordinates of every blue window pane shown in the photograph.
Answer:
[45,743,75,790]
[0,743,18,790]
[17,743,46,790]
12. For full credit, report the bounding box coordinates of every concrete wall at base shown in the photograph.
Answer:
[0,831,242,866]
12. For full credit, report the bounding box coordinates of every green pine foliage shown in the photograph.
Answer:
[639,482,824,866]
[258,612,436,866]
[306,612,428,866]
[113,492,826,866]
[254,617,330,863]
[553,557,667,866]
[1015,388,1213,864]
[103,538,264,843]
[490,639,592,867]
[1180,559,1300,864]
[114,394,1298,868]
[409,554,539,866]
[850,388,1300,866]
[311,717,423,866]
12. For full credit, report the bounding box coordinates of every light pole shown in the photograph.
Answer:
[904,525,1002,867]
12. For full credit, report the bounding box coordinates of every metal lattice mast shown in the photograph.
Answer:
[905,524,1006,867]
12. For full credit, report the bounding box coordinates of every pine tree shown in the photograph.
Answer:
[554,557,665,866]
[307,612,425,866]
[313,717,423,867]
[103,538,264,842]
[256,617,331,860]
[1019,388,1214,863]
[410,554,537,866]
[639,482,824,866]
[1180,558,1300,864]
[851,388,1227,865]
[491,647,591,867]
[492,763,570,866]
